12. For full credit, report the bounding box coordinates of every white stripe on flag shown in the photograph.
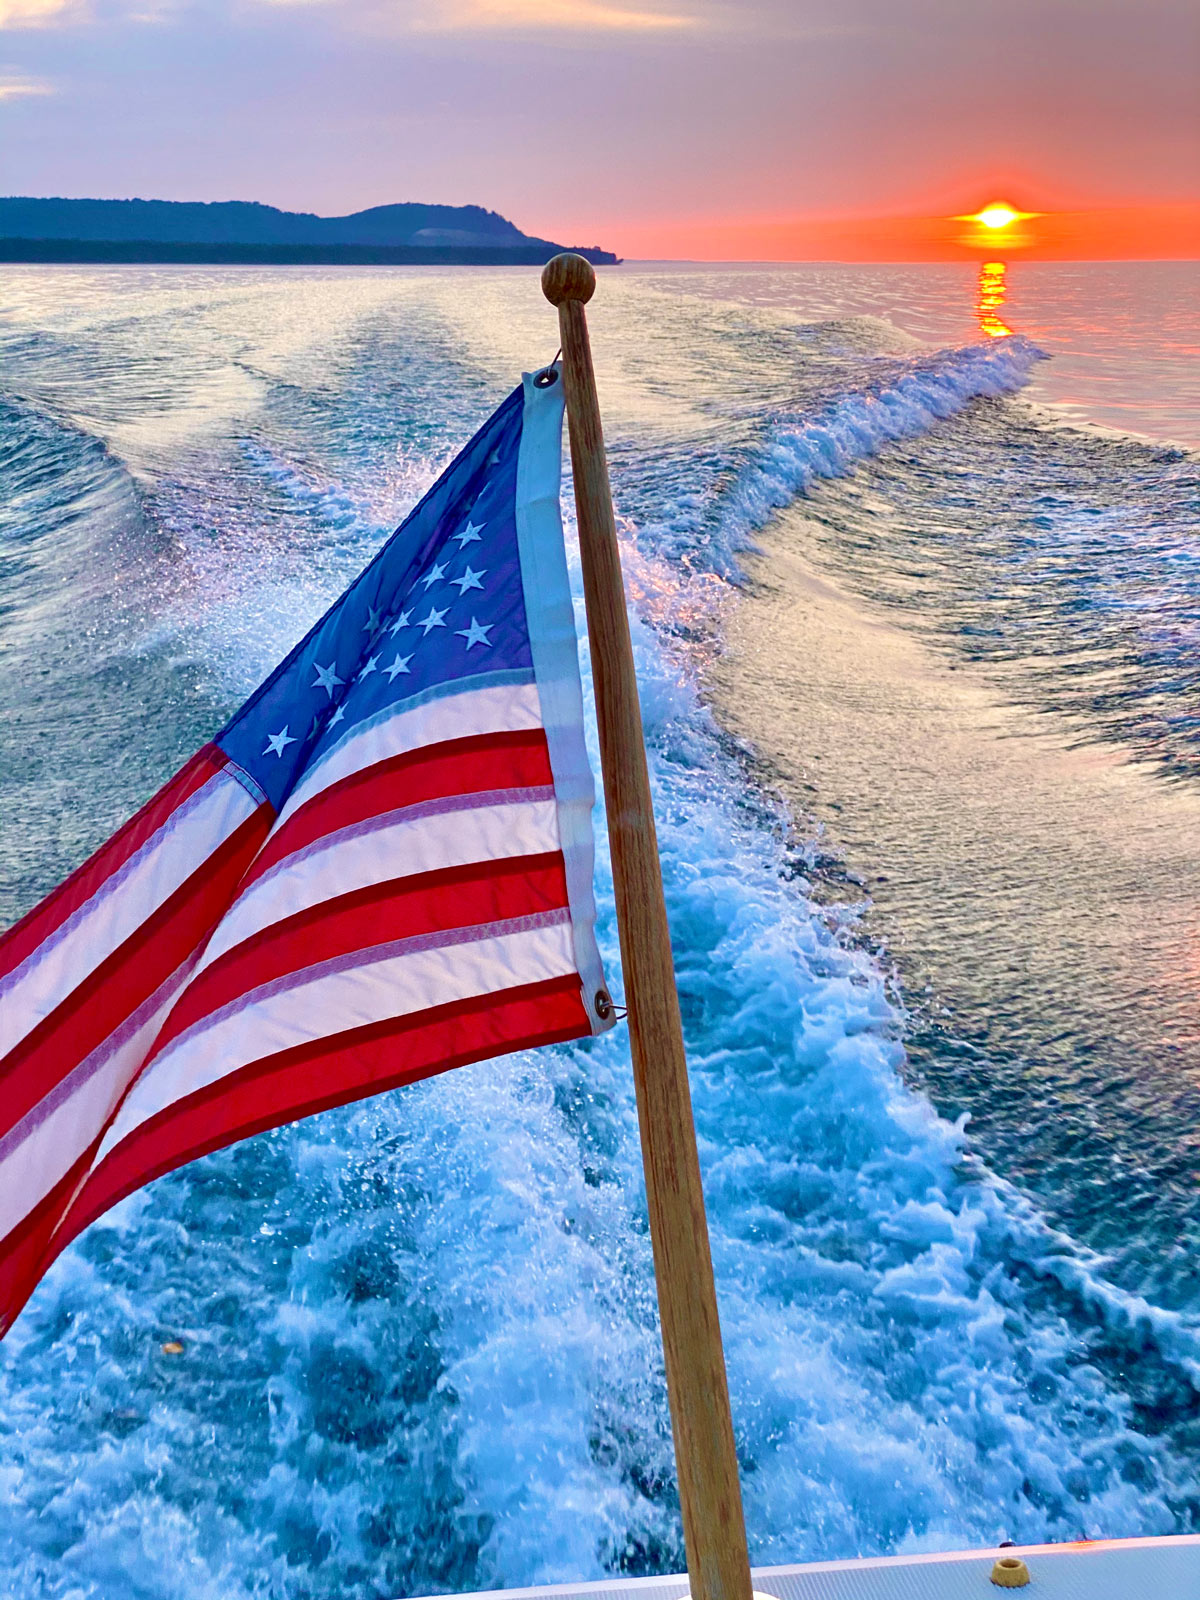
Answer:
[0,774,259,1060]
[0,961,196,1243]
[97,919,579,1161]
[278,681,543,825]
[193,797,562,971]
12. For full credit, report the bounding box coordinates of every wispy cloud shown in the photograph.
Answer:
[0,68,53,93]
[0,0,79,26]
[434,0,695,29]
[256,0,697,32]
[1,0,697,32]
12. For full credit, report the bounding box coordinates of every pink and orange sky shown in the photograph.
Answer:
[0,0,1197,259]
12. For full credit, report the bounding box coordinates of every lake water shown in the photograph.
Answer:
[0,260,1197,1599]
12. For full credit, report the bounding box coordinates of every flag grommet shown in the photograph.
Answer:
[594,989,613,1020]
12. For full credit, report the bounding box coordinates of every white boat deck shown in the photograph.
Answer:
[412,1534,1200,1600]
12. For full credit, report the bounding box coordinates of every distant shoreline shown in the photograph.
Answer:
[0,238,621,267]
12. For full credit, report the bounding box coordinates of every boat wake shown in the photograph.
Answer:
[0,287,1195,1599]
[709,337,1046,573]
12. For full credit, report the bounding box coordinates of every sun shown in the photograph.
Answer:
[975,203,1020,229]
[954,200,1041,230]
[952,200,1042,251]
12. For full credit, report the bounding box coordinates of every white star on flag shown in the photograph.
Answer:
[456,617,493,649]
[327,705,346,728]
[454,521,483,547]
[388,610,412,635]
[312,661,344,697]
[264,727,296,758]
[452,566,486,595]
[418,605,448,634]
[363,605,382,634]
[421,563,447,589]
[359,655,379,679]
[384,653,413,680]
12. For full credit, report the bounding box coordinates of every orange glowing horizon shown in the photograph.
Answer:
[583,201,1200,264]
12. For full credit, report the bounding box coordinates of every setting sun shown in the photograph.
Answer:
[955,201,1039,229]
[951,200,1042,252]
[975,203,1019,228]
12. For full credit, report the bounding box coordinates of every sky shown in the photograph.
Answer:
[1,0,1197,258]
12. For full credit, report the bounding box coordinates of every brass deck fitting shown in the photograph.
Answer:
[990,1554,1031,1588]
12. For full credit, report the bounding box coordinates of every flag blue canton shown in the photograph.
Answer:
[218,386,532,810]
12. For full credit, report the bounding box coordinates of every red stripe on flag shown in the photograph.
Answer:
[1,976,591,1332]
[152,853,571,1053]
[0,745,232,985]
[0,808,273,1136]
[0,1140,101,1336]
[242,729,554,889]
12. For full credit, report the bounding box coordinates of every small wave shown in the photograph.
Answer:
[239,440,376,538]
[724,337,1045,567]
[0,392,140,554]
[788,378,1200,776]
[636,337,1045,579]
[0,392,155,667]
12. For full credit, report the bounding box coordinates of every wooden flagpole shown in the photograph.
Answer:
[542,253,753,1600]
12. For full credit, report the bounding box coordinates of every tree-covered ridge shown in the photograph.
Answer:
[0,197,614,259]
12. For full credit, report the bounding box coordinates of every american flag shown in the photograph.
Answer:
[0,370,613,1337]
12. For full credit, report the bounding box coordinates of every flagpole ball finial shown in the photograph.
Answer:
[541,253,596,306]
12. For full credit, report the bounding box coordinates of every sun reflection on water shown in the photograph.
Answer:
[977,260,1013,338]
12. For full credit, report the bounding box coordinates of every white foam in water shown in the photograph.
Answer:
[715,337,1046,570]
[0,329,1191,1598]
[611,545,1189,1558]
